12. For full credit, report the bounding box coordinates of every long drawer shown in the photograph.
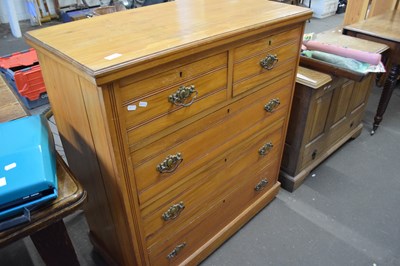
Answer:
[142,118,285,247]
[132,74,293,206]
[147,159,281,265]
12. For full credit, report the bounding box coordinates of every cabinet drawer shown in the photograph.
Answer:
[142,119,285,247]
[233,56,297,97]
[234,27,301,62]
[302,134,326,169]
[326,110,364,148]
[132,75,292,205]
[119,52,228,102]
[147,159,280,265]
[123,68,228,130]
[233,41,298,81]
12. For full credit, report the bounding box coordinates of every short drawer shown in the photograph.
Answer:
[234,27,301,62]
[131,74,292,206]
[233,42,298,83]
[119,52,228,102]
[233,42,298,96]
[146,159,280,265]
[301,134,326,169]
[141,119,285,247]
[123,67,228,130]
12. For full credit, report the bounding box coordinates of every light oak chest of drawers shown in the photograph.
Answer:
[26,1,311,265]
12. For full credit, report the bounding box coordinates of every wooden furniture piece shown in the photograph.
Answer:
[0,75,87,266]
[270,0,298,5]
[343,9,400,135]
[25,1,311,265]
[0,75,27,122]
[342,0,399,26]
[279,32,388,191]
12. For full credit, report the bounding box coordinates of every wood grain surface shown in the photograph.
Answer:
[25,0,310,79]
[0,75,27,122]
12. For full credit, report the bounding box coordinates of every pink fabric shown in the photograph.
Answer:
[304,40,382,65]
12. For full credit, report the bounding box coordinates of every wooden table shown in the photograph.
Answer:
[0,75,87,266]
[343,9,400,134]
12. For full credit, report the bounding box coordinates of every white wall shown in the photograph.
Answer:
[0,0,101,23]
[0,0,31,23]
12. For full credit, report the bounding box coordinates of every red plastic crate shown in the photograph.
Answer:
[14,65,46,101]
[0,49,47,103]
[0,48,38,69]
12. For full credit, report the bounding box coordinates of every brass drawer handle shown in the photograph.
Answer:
[167,242,186,260]
[168,85,198,107]
[156,153,183,173]
[260,54,278,70]
[254,179,269,191]
[264,98,280,112]
[259,142,273,156]
[163,201,185,221]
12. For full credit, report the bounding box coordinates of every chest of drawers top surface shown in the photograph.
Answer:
[25,0,310,81]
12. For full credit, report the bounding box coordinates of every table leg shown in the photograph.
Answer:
[371,64,400,135]
[30,220,80,266]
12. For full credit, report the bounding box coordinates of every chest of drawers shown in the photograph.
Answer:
[25,1,311,264]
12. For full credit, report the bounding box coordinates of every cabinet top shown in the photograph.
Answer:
[25,0,311,81]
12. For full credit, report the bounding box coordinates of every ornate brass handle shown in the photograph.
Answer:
[254,179,269,191]
[156,153,183,173]
[162,201,185,221]
[264,98,280,112]
[167,242,186,260]
[168,85,198,107]
[260,54,278,70]
[259,142,273,156]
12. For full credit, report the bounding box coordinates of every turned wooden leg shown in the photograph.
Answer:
[30,220,80,266]
[371,64,400,135]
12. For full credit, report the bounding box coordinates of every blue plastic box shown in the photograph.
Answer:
[0,115,58,228]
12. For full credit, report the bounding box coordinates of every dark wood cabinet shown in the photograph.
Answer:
[280,67,373,191]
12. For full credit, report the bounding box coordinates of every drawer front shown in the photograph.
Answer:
[123,68,228,130]
[233,57,297,97]
[126,88,227,148]
[234,27,302,62]
[234,42,298,82]
[147,159,280,265]
[142,119,285,247]
[302,134,326,169]
[119,52,228,101]
[326,110,364,148]
[132,74,292,205]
